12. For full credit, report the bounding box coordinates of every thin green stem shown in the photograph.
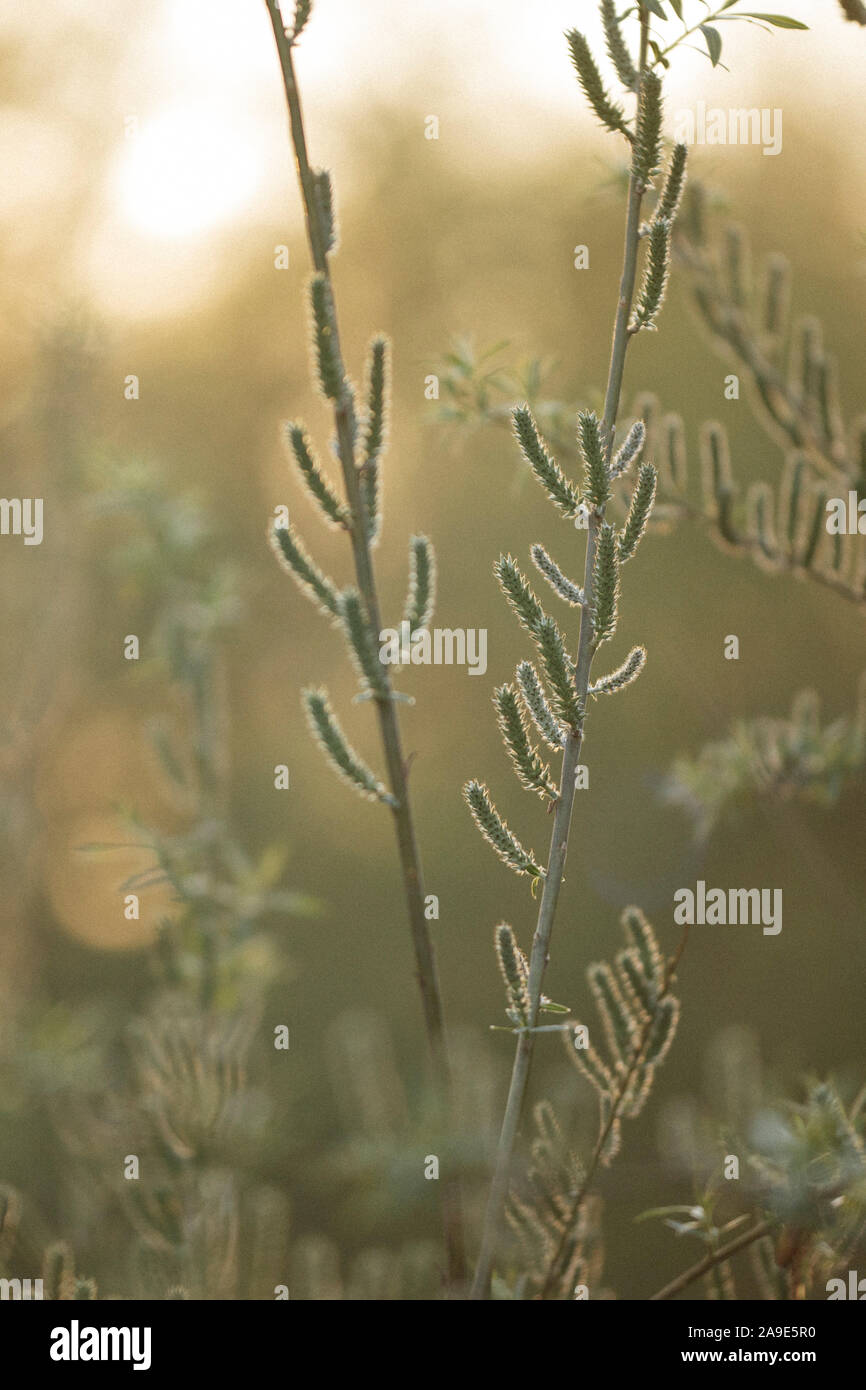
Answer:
[649,1220,771,1300]
[654,2,740,63]
[264,0,465,1291]
[469,9,652,1302]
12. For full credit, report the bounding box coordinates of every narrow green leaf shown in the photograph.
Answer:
[700,24,723,65]
[736,13,809,28]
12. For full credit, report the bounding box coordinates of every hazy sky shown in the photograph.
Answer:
[2,0,858,317]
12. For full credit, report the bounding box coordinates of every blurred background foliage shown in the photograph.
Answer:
[0,0,864,1297]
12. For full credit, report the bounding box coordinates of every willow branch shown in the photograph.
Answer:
[649,1220,771,1301]
[469,8,653,1302]
[263,0,465,1290]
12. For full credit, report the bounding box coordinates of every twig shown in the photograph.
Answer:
[263,0,465,1290]
[649,1220,771,1301]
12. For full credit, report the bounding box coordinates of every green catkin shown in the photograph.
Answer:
[270,522,339,617]
[613,951,651,1027]
[653,143,688,226]
[793,316,823,411]
[644,997,680,1065]
[700,423,739,546]
[495,554,546,637]
[617,946,656,1014]
[535,616,583,729]
[622,1065,655,1120]
[566,1028,614,1097]
[309,274,344,400]
[600,0,639,90]
[403,535,436,633]
[514,406,581,517]
[631,217,672,331]
[622,906,663,992]
[763,253,790,341]
[598,1093,622,1164]
[610,419,645,481]
[816,354,844,450]
[587,962,638,1066]
[290,0,312,42]
[618,463,657,563]
[43,1242,75,1301]
[531,543,585,606]
[495,684,558,800]
[359,458,380,545]
[359,337,388,543]
[0,1186,21,1262]
[634,391,660,456]
[565,29,633,141]
[829,523,845,574]
[362,337,388,465]
[495,923,531,1026]
[662,413,687,493]
[747,483,779,564]
[632,70,663,187]
[463,779,543,880]
[74,1279,99,1300]
[313,168,336,253]
[338,587,388,696]
[779,454,809,557]
[517,660,565,751]
[285,422,348,528]
[801,485,827,569]
[725,223,750,310]
[682,179,706,248]
[579,410,611,510]
[303,688,391,804]
[589,645,646,696]
[591,523,620,649]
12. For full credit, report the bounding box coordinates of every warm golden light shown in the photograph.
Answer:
[114,105,263,240]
